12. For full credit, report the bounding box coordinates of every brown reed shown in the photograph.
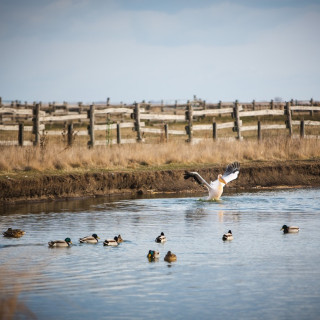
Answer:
[0,137,319,173]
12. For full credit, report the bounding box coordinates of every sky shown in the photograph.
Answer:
[1,0,320,104]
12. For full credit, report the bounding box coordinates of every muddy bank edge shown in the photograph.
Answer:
[1,160,320,204]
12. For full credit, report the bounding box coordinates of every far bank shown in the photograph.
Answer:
[1,160,320,204]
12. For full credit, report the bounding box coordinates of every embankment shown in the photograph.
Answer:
[1,160,320,203]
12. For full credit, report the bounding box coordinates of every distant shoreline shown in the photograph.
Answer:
[1,160,319,204]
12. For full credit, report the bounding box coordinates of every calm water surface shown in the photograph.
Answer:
[1,188,320,320]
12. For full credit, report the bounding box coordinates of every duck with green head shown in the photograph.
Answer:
[222,230,233,241]
[103,236,121,246]
[79,234,100,244]
[280,225,300,233]
[48,238,72,247]
[147,250,160,261]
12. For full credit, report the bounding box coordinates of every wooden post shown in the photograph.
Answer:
[0,97,2,106]
[285,102,293,137]
[67,123,73,146]
[233,100,242,140]
[88,104,95,147]
[130,103,142,142]
[33,103,40,146]
[310,98,314,117]
[107,97,110,106]
[252,99,256,111]
[117,122,121,144]
[218,100,222,117]
[257,120,262,141]
[185,101,193,143]
[212,121,217,140]
[300,120,305,138]
[270,99,274,110]
[164,123,169,142]
[18,123,24,147]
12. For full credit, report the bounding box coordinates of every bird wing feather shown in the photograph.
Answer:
[222,162,240,184]
[184,171,211,189]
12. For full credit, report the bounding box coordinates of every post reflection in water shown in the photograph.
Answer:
[1,188,320,320]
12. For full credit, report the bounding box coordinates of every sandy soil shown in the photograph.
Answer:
[1,160,320,204]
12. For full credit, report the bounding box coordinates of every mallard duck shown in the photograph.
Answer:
[79,233,100,244]
[3,228,26,238]
[103,236,120,246]
[147,250,160,260]
[155,232,167,243]
[48,238,72,247]
[222,230,233,241]
[164,251,177,262]
[117,234,123,243]
[280,225,300,233]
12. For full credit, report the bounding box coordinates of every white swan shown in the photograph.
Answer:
[184,162,240,200]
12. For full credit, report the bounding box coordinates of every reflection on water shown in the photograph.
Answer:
[1,188,320,319]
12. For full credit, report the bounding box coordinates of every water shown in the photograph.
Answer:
[1,188,320,320]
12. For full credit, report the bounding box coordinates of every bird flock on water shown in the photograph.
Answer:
[2,162,300,262]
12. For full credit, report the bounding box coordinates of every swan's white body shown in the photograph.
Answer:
[184,162,240,201]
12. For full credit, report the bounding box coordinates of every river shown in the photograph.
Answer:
[1,188,320,319]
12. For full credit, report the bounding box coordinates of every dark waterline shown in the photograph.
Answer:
[1,188,320,320]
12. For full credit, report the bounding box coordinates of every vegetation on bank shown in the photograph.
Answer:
[0,136,320,175]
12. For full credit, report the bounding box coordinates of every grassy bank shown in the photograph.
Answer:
[1,137,320,174]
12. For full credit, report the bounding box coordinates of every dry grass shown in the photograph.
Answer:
[0,136,319,174]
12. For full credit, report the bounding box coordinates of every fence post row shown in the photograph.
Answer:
[132,103,142,142]
[233,100,242,140]
[164,123,169,142]
[33,103,40,146]
[212,122,217,140]
[285,102,293,137]
[117,123,121,144]
[257,120,262,141]
[300,120,305,138]
[67,123,73,146]
[88,104,95,147]
[185,101,193,143]
[18,123,24,147]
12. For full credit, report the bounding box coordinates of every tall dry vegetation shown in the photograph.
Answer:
[0,137,319,173]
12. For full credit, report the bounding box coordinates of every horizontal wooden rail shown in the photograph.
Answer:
[239,110,285,117]
[292,120,320,126]
[139,114,186,121]
[193,107,234,116]
[40,114,88,122]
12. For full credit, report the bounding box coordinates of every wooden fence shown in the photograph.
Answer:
[0,97,319,146]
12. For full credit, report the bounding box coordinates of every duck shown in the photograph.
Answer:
[147,250,160,260]
[79,233,100,244]
[103,236,121,246]
[3,228,26,238]
[117,234,123,243]
[164,251,177,262]
[48,238,72,247]
[222,230,234,241]
[155,232,167,243]
[280,225,300,233]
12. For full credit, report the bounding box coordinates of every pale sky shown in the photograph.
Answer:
[1,0,319,104]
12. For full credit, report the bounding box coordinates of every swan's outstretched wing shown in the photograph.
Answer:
[222,162,240,184]
[184,171,211,189]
